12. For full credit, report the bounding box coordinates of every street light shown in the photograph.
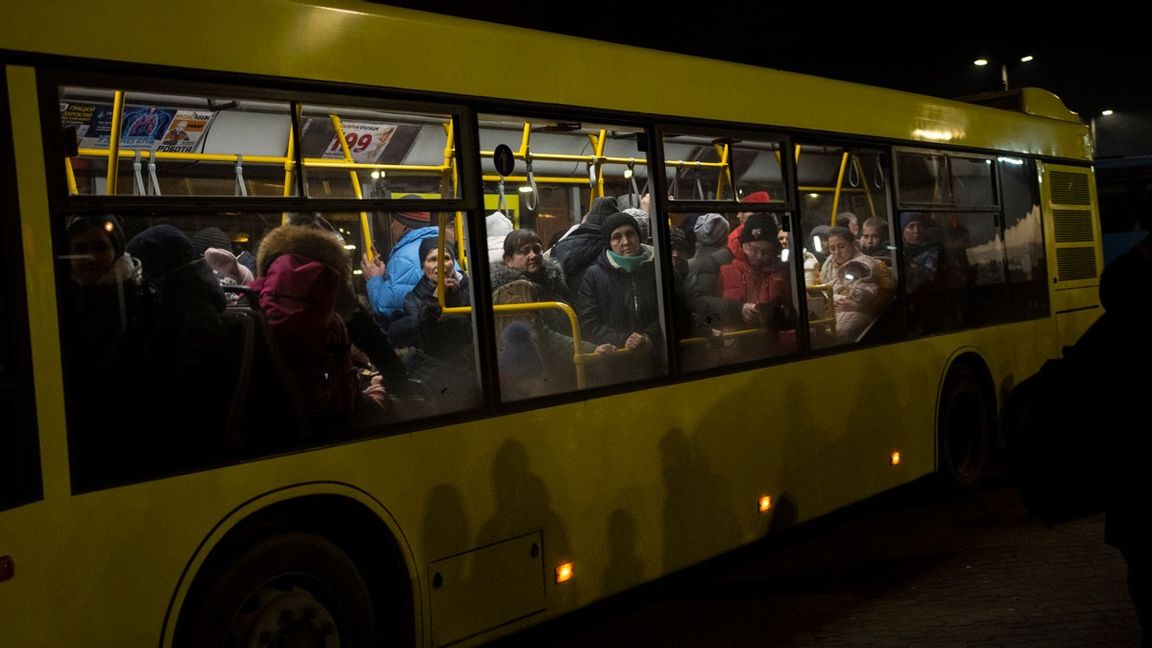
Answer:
[973,55,1035,91]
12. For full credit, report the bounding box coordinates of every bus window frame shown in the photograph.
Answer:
[1,66,45,511]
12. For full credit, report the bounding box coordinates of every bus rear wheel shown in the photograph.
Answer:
[180,532,377,648]
[938,364,991,488]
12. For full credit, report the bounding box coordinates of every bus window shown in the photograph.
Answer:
[478,115,667,397]
[797,145,899,348]
[297,103,457,199]
[999,157,1049,320]
[60,87,294,197]
[951,156,997,208]
[57,209,483,490]
[663,134,786,203]
[896,151,952,205]
[677,209,799,372]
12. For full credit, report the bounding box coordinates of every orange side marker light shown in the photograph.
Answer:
[555,562,574,583]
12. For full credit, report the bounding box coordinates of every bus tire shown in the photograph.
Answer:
[938,363,991,488]
[179,532,378,648]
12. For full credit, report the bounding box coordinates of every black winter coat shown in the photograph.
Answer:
[548,225,603,294]
[576,249,662,348]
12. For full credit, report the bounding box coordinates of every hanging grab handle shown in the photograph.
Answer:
[524,154,539,211]
[147,145,161,196]
[848,157,861,187]
[234,154,248,197]
[873,157,886,189]
[132,150,146,196]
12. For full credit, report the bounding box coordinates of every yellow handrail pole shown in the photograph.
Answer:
[435,213,448,309]
[64,158,78,195]
[830,152,850,225]
[517,122,532,158]
[281,116,296,225]
[516,123,533,229]
[330,114,374,263]
[442,300,589,389]
[105,90,125,195]
[714,142,731,200]
[851,155,879,220]
[794,144,802,163]
[441,121,467,271]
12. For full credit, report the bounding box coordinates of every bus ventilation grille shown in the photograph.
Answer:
[1049,171,1091,205]
[1053,210,1096,243]
[1056,247,1098,281]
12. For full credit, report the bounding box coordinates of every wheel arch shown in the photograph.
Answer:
[935,348,998,482]
[162,481,421,647]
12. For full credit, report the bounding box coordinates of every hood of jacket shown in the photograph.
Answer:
[257,224,351,284]
[490,255,565,290]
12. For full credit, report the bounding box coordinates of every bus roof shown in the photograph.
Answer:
[3,0,1091,161]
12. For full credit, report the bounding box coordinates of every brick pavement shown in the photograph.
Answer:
[492,483,1141,647]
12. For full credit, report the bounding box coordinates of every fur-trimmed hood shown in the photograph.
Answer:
[489,256,565,291]
[256,225,351,283]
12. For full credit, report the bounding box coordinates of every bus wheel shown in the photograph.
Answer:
[181,532,377,648]
[938,364,990,487]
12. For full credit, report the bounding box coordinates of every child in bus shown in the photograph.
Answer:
[859,216,892,265]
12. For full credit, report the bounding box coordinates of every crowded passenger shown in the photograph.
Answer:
[576,211,663,381]
[548,195,619,293]
[779,224,820,286]
[252,224,371,419]
[361,195,439,322]
[901,212,942,293]
[388,237,480,412]
[64,215,155,485]
[486,211,514,265]
[126,224,232,464]
[689,213,795,358]
[817,226,894,343]
[859,216,891,264]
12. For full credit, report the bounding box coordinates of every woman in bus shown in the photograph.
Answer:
[389,237,480,411]
[576,212,663,382]
[817,226,894,343]
[491,229,612,395]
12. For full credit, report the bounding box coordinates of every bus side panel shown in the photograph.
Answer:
[1038,162,1103,346]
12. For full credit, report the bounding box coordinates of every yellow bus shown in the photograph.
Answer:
[1,2,1102,646]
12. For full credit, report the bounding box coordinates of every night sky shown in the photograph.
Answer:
[375,3,1148,123]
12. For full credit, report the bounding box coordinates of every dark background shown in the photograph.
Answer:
[375,3,1151,234]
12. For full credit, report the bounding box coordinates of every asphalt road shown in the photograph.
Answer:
[491,480,1141,647]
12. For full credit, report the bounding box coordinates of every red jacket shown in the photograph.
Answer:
[718,226,791,306]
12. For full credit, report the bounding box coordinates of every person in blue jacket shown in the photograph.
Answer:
[361,197,442,322]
